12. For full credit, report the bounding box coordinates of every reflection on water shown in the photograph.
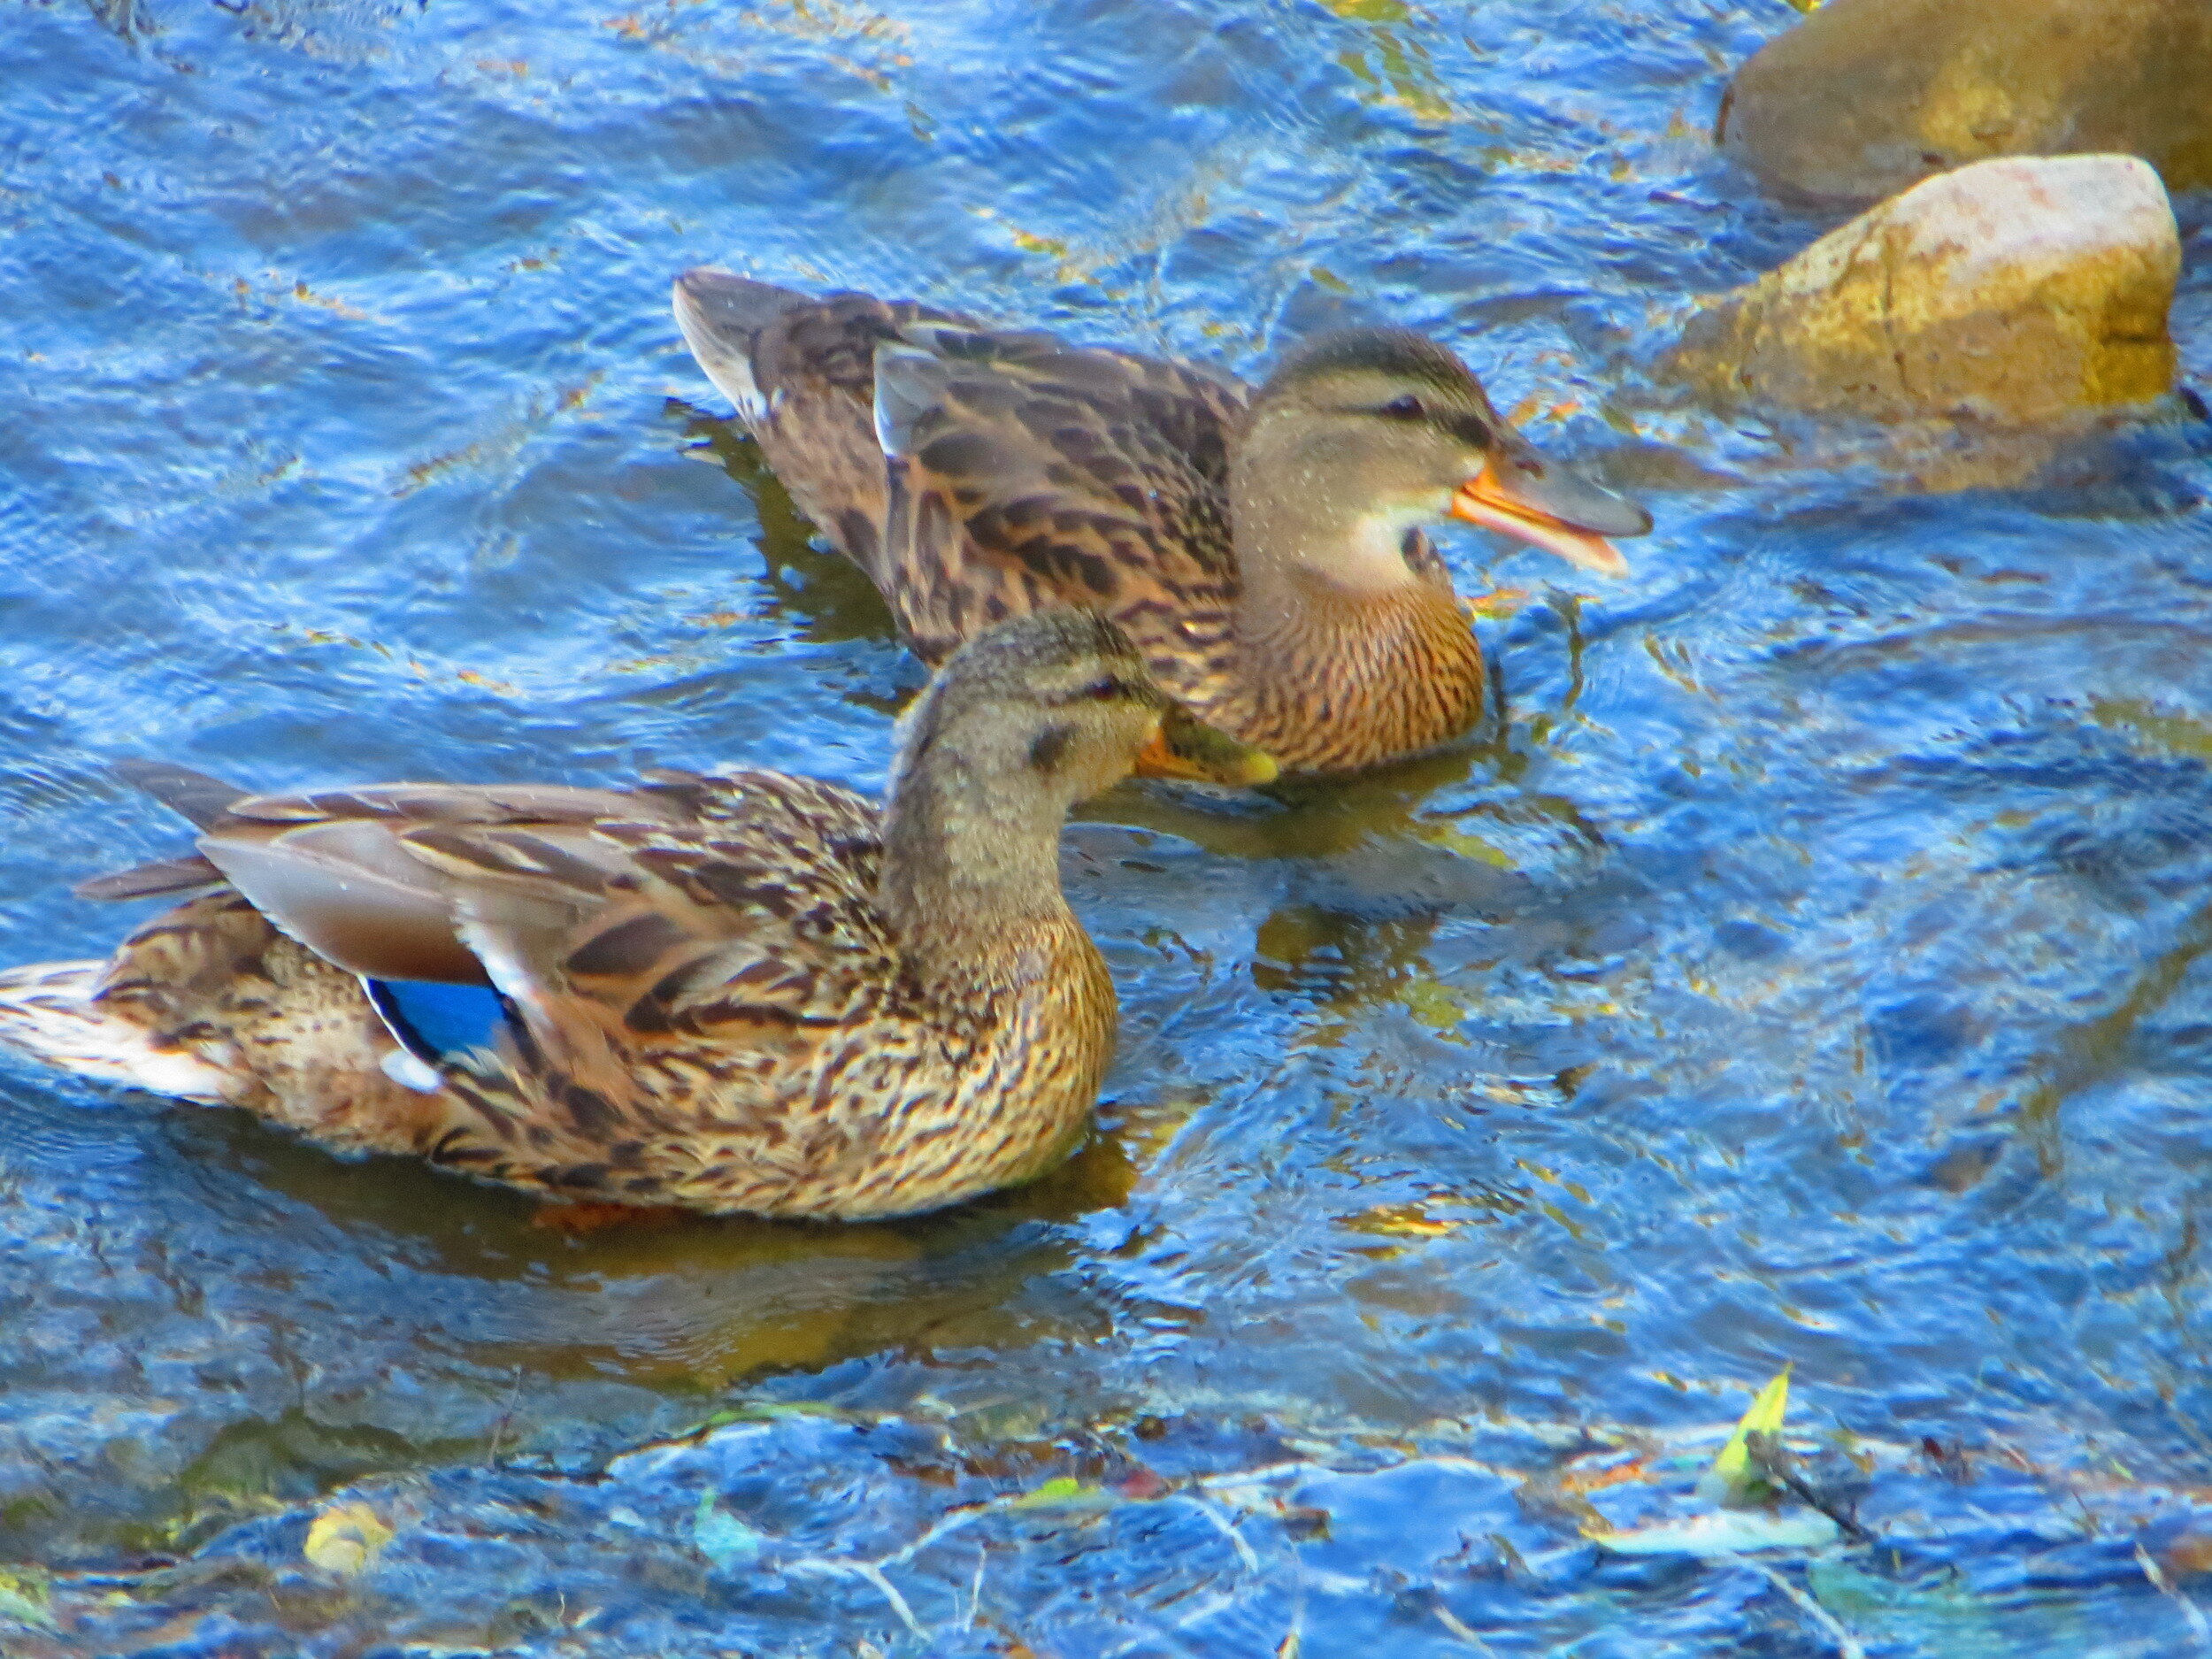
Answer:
[4,0,2212,1648]
[676,404,901,652]
[161,1084,1146,1390]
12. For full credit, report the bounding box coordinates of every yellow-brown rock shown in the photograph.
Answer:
[1717,0,2212,204]
[1666,155,2179,426]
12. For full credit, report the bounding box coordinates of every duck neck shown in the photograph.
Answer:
[879,745,1077,994]
[1225,454,1483,763]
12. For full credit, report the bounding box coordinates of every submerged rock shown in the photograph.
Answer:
[1717,0,2212,204]
[1665,155,2180,428]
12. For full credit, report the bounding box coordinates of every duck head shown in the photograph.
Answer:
[1232,328,1651,589]
[881,611,1277,937]
[896,609,1279,804]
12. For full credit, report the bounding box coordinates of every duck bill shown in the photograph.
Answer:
[1134,706,1279,787]
[1448,442,1649,579]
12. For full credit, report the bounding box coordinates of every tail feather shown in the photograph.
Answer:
[0,961,234,1102]
[673,267,810,336]
[111,759,250,830]
[672,267,810,426]
[76,853,227,902]
[67,761,244,902]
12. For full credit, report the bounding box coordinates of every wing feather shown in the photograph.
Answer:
[879,332,1250,703]
[687,289,1263,719]
[99,770,893,1123]
[738,293,974,584]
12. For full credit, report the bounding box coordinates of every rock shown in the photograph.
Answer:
[1665,155,2180,427]
[1717,0,2212,204]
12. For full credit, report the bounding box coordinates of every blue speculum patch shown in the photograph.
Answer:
[366,978,511,1066]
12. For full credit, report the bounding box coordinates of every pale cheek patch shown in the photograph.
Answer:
[1333,504,1445,589]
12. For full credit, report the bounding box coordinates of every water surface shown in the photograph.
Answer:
[4,0,2212,1651]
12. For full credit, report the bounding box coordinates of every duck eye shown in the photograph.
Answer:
[1082,676,1123,701]
[1378,393,1425,420]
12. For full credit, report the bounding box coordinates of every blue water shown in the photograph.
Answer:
[3,0,2211,1652]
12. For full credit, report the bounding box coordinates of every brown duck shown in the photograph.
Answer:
[673,271,1652,776]
[0,613,1273,1222]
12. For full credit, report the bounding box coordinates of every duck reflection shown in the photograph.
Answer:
[677,402,896,647]
[159,1106,1141,1390]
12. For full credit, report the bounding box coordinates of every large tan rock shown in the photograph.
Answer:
[1718,0,2212,204]
[1666,155,2179,426]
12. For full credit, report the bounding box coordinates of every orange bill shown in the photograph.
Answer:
[1448,447,1651,578]
[1134,705,1279,787]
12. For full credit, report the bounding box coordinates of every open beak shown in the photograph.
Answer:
[1449,435,1651,579]
[1134,704,1279,787]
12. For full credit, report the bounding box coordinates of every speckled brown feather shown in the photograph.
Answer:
[4,769,1111,1221]
[703,294,1489,774]
[877,332,1487,771]
[740,292,970,585]
[878,327,1243,668]
[81,890,463,1152]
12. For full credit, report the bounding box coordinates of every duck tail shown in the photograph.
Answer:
[672,267,811,427]
[0,960,234,1102]
[111,759,250,829]
[68,760,244,902]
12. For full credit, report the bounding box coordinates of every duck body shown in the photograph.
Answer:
[0,615,1271,1221]
[675,273,1652,775]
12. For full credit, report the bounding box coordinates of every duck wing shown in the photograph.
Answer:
[872,322,1251,698]
[673,272,970,586]
[182,772,893,1114]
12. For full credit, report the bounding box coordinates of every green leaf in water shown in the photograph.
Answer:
[0,1567,55,1632]
[1400,979,1472,1032]
[695,1493,764,1571]
[302,1502,394,1577]
[702,1400,849,1431]
[1696,1365,1792,1505]
[1011,1475,1109,1509]
[1587,1509,1839,1555]
[1417,825,1514,868]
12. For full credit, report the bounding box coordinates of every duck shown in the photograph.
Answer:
[672,271,1653,776]
[0,612,1275,1222]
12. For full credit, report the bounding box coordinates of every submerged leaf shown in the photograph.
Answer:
[303,1501,395,1576]
[694,1493,764,1571]
[0,1567,55,1632]
[1344,1202,1465,1239]
[1697,1366,1793,1505]
[1011,1475,1110,1509]
[1587,1509,1840,1555]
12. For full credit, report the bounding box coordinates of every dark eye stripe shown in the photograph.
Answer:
[1337,401,1493,448]
[1441,411,1494,449]
[1047,674,1130,706]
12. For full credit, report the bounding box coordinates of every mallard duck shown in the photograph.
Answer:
[0,613,1274,1222]
[672,272,1652,775]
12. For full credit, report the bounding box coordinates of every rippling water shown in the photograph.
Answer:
[4,0,2212,1651]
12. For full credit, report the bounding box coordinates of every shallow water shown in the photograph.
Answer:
[3,0,2212,1651]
